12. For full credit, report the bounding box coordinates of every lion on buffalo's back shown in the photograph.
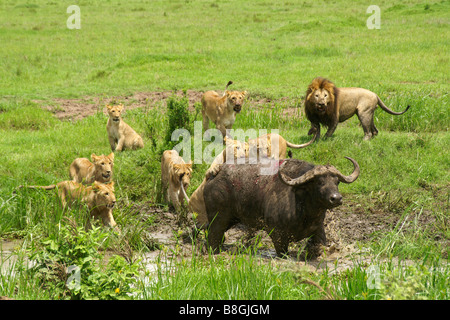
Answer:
[304,77,410,140]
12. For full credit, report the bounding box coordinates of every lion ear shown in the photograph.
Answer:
[225,90,231,97]
[106,105,113,110]
[91,153,99,162]
[92,181,101,192]
[108,152,114,161]
[241,91,247,97]
[225,137,236,145]
[118,104,124,111]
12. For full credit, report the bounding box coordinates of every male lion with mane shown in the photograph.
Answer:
[304,77,410,140]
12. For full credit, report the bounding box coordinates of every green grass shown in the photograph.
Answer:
[0,0,449,300]
[0,0,448,98]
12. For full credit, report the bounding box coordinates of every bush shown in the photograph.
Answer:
[30,220,140,300]
[165,93,191,146]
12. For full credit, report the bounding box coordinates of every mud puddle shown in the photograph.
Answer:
[0,239,31,274]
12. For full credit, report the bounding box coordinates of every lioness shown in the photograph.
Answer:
[106,104,144,151]
[69,153,114,185]
[161,150,193,212]
[305,77,411,140]
[20,181,118,229]
[207,132,317,175]
[247,132,318,160]
[202,81,247,137]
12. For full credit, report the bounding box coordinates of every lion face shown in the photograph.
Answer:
[225,90,247,113]
[91,153,114,181]
[223,137,249,162]
[305,77,336,116]
[310,89,331,114]
[173,163,193,190]
[107,104,124,122]
[92,182,116,209]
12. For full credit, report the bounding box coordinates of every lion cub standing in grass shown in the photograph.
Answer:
[106,104,144,151]
[19,181,118,230]
[69,153,114,185]
[201,81,247,137]
[161,150,192,212]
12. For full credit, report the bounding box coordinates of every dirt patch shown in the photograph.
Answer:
[34,91,302,121]
[34,90,204,121]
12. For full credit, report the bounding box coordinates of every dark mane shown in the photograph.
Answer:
[304,77,338,127]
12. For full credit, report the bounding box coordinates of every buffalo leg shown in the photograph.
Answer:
[305,226,327,258]
[270,230,290,258]
[206,212,230,254]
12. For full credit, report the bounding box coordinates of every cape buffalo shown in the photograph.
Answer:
[203,157,360,257]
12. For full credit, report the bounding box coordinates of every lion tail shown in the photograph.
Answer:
[285,129,319,149]
[17,184,57,191]
[222,81,233,97]
[377,96,410,115]
[225,80,233,90]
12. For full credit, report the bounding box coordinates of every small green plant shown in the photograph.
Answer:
[165,94,191,146]
[30,219,140,300]
[379,265,428,300]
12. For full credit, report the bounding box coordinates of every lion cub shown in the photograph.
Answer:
[161,150,192,212]
[201,81,247,137]
[20,181,118,229]
[69,153,114,185]
[106,104,144,151]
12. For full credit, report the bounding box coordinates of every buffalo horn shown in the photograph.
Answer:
[278,157,360,186]
[330,156,360,183]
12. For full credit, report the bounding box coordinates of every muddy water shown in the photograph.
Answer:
[0,239,27,274]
